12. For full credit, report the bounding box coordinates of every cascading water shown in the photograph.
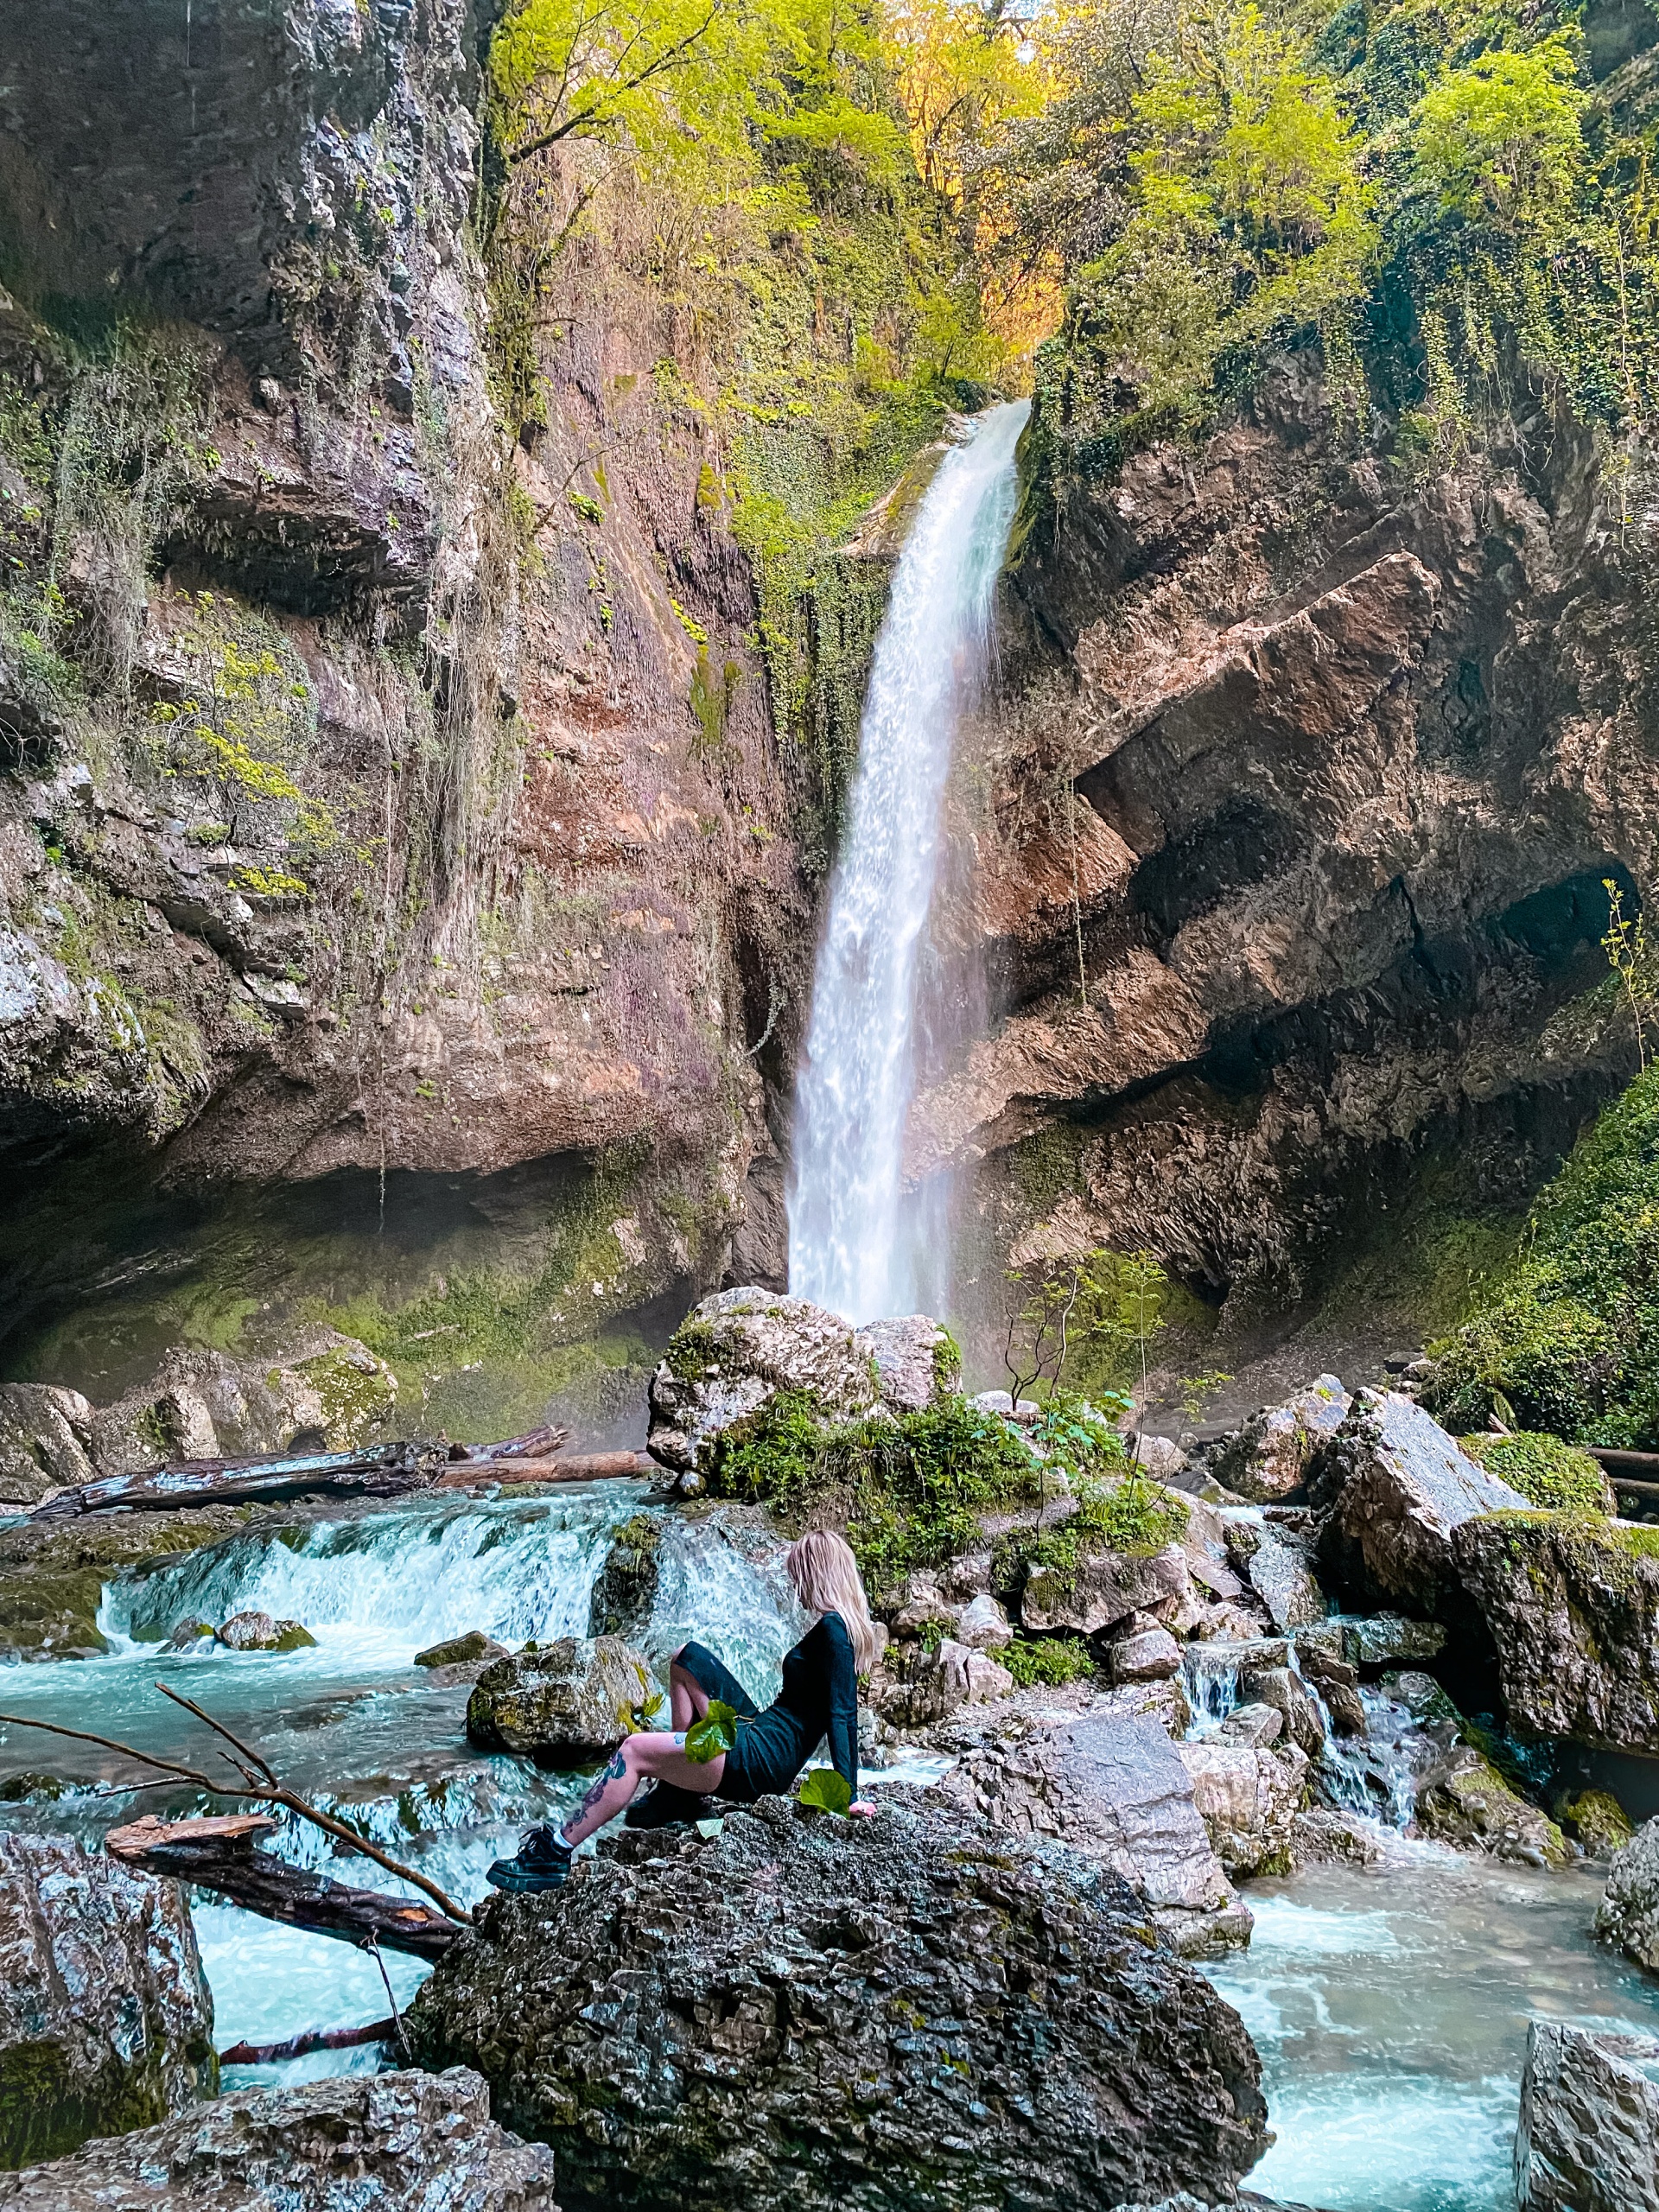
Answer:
[787,399,1029,1324]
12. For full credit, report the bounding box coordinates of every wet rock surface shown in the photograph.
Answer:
[467,1635,658,1759]
[0,2064,558,2209]
[1213,1379,1351,1503]
[1453,1511,1659,1751]
[647,1290,885,1475]
[933,1712,1252,1955]
[1595,1816,1659,1972]
[1516,2019,1659,2212]
[1309,1391,1529,1616]
[0,1832,216,2169]
[406,1792,1268,2211]
[0,1502,257,1660]
[1178,1741,1309,1878]
[215,1609,316,1652]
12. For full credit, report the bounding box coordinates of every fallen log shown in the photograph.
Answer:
[431,1448,657,1490]
[1592,1447,1659,1475]
[219,2018,397,2065]
[106,1814,459,1961]
[448,1423,569,1463]
[32,1440,448,1521]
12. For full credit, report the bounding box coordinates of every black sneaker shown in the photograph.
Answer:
[624,1782,714,1830]
[486,1824,573,1892]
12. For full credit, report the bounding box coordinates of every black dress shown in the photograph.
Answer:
[677,1611,860,1802]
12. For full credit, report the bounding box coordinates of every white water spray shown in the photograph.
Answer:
[787,399,1029,1323]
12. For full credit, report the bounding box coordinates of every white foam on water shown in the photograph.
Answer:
[1240,2072,1520,2212]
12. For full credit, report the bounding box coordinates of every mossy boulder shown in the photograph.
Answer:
[0,1833,216,2169]
[467,1636,661,1761]
[1596,1816,1659,1973]
[1452,1510,1659,1751]
[587,1514,661,1640]
[0,1506,253,1661]
[414,1630,510,1669]
[1416,1751,1570,1868]
[648,1288,883,1478]
[1560,1789,1635,1858]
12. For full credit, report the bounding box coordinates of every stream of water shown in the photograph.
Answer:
[786,399,1029,1325]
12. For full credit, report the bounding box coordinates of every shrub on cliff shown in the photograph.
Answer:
[1428,1068,1659,1446]
[1459,1431,1614,1515]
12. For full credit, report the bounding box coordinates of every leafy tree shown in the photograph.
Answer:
[1409,34,1586,232]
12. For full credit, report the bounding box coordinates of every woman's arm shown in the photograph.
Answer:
[822,1613,863,1802]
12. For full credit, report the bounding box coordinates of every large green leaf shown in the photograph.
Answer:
[683,1699,738,1764]
[796,1767,852,1815]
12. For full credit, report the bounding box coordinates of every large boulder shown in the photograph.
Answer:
[934,1713,1252,1955]
[1595,1815,1659,1971]
[0,2066,557,2209]
[0,1833,216,2169]
[1177,1742,1309,1878]
[0,1503,251,1662]
[869,1636,1012,1726]
[467,1636,660,1759]
[646,1289,885,1474]
[1021,1541,1192,1635]
[406,1795,1270,2212]
[1227,1521,1327,1632]
[0,1386,95,1505]
[857,1314,959,1413]
[587,1513,663,1640]
[1212,1377,1351,1503]
[1452,1512,1659,1751]
[1414,1748,1568,1868]
[1307,1390,1530,1615]
[1516,2019,1659,2212]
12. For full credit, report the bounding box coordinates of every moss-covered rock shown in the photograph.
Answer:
[1416,1751,1570,1868]
[414,1629,510,1669]
[1452,1510,1659,1751]
[587,1514,661,1641]
[1559,1789,1635,1857]
[215,1610,316,1652]
[0,1505,254,1660]
[467,1636,661,1760]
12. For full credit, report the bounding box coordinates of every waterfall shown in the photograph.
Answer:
[787,399,1030,1324]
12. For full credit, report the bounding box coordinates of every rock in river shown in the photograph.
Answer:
[1595,1815,1659,1972]
[1308,1389,1529,1615]
[1516,2018,1659,2212]
[467,1634,659,1759]
[1452,1511,1659,1751]
[405,1794,1270,2212]
[0,1833,216,2168]
[0,2065,556,2209]
[215,1609,317,1652]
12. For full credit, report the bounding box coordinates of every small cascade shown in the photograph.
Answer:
[787,399,1030,1323]
[1182,1645,1245,1737]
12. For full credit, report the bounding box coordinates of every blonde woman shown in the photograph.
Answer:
[488,1529,880,1891]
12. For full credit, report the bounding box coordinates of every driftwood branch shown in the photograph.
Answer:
[0,1693,474,1926]
[31,1442,445,1522]
[107,1817,457,1962]
[219,2018,399,2065]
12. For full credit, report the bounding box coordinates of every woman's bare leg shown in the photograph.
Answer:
[670,1651,710,1732]
[558,1732,727,1847]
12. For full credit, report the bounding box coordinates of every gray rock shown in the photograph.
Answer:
[1293,1641,1367,1735]
[646,1288,883,1474]
[870,1636,1011,1726]
[414,1628,511,1669]
[935,1713,1252,1956]
[1178,1740,1309,1876]
[1218,1701,1284,1747]
[971,1389,1040,1423]
[77,1338,396,1478]
[587,1513,662,1640]
[1235,1523,1328,1631]
[0,2065,557,2209]
[1453,1513,1659,1751]
[855,1314,957,1412]
[1322,1612,1446,1666]
[956,1591,1013,1648]
[215,1610,316,1652]
[1213,1376,1351,1502]
[1112,1624,1183,1681]
[1290,1807,1383,1866]
[467,1635,660,1758]
[0,1833,216,2169]
[407,1793,1269,2209]
[1308,1390,1529,1615]
[1595,1816,1659,1971]
[1240,1665,1326,1759]
[1022,1541,1192,1635]
[1516,2019,1659,2211]
[0,1384,95,1503]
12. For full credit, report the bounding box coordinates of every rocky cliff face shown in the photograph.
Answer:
[920,353,1653,1361]
[0,0,811,1433]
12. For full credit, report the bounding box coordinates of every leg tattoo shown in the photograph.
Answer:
[575,1747,628,1821]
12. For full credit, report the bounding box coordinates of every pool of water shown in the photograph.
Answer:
[1210,1839,1659,2211]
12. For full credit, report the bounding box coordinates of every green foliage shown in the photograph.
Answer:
[1430,1067,1659,1446]
[684,1696,739,1762]
[796,1765,853,1812]
[1459,1430,1612,1515]
[1001,1245,1167,1405]
[1410,35,1585,228]
[1001,1631,1100,1687]
[1010,1464,1190,1591]
[706,1390,1040,1599]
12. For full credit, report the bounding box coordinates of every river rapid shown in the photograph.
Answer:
[2,1483,1656,2204]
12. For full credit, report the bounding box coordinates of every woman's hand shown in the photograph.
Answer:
[848,1799,877,1818]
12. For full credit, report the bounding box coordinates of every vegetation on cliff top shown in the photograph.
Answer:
[1430,1066,1659,1446]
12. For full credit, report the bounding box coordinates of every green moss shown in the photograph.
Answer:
[931,1326,963,1394]
[707,1391,1040,1601]
[1430,1070,1659,1446]
[1459,1431,1611,1515]
[296,1344,397,1448]
[1002,1633,1102,1688]
[1557,1787,1633,1855]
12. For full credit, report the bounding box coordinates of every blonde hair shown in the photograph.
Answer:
[786,1530,880,1673]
